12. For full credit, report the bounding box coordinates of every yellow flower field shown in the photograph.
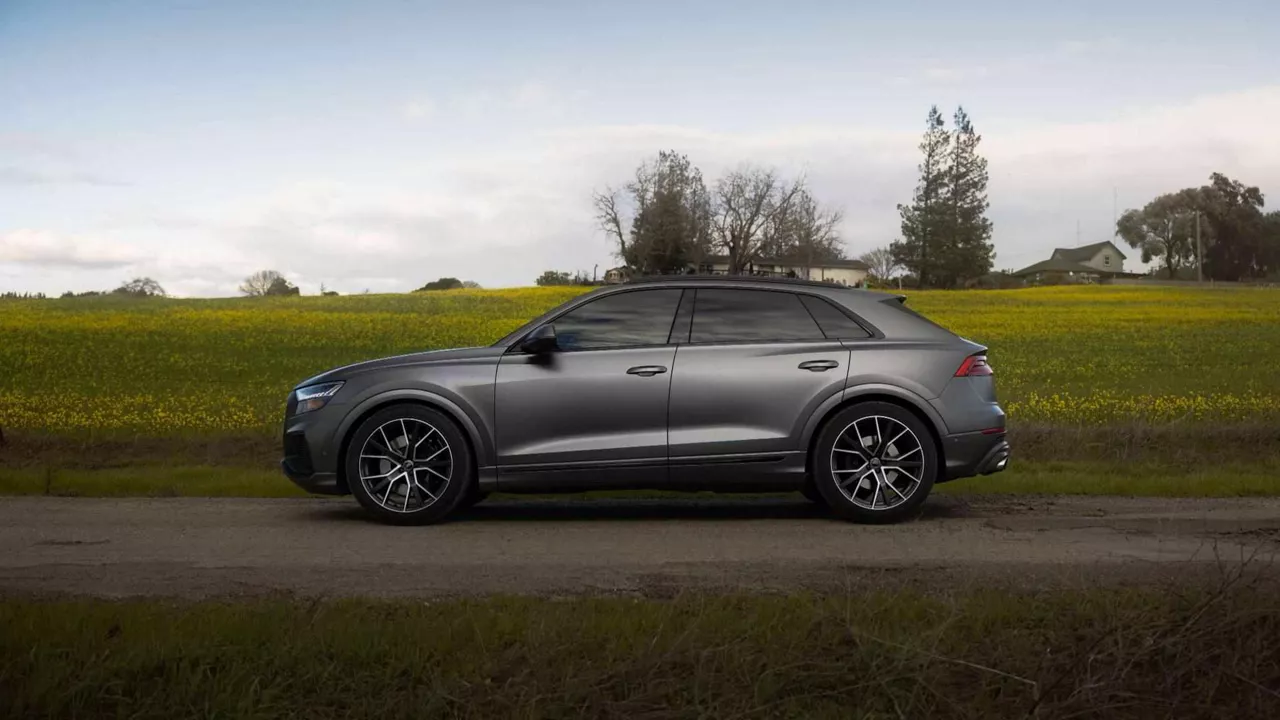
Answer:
[1,285,1278,436]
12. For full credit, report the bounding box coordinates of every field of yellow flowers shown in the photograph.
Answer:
[1,285,1278,438]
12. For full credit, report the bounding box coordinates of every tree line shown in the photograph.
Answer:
[589,107,996,289]
[1116,173,1280,281]
[591,151,844,277]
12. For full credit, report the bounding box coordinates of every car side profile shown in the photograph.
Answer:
[281,276,1009,525]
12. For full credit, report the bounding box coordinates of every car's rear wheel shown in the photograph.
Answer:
[345,404,472,525]
[813,401,937,524]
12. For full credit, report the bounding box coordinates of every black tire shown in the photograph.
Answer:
[800,481,827,505]
[458,488,490,511]
[813,401,937,524]
[345,404,473,525]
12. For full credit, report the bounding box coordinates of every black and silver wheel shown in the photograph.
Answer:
[345,404,472,525]
[814,401,937,523]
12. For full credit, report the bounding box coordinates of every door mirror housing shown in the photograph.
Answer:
[519,324,558,354]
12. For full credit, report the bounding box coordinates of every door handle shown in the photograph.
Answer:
[626,365,668,377]
[798,360,839,372]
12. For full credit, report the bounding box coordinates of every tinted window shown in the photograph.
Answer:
[799,295,871,339]
[691,289,824,343]
[553,289,682,350]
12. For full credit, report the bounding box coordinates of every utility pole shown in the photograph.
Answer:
[1195,211,1203,283]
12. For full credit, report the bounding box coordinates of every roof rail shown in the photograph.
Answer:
[623,274,859,290]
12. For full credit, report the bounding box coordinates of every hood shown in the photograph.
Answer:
[294,346,505,388]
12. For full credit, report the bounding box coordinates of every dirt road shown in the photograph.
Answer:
[2,495,1278,598]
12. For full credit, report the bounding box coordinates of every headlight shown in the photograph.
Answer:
[293,382,344,415]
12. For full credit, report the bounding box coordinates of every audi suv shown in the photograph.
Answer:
[281,276,1009,524]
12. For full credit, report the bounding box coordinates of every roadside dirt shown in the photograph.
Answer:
[2,495,1277,598]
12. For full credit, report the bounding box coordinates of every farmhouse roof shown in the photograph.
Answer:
[1052,240,1128,262]
[1010,257,1100,277]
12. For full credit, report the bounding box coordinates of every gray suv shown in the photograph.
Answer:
[282,276,1008,524]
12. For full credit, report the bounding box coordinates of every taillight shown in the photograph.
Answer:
[955,354,993,377]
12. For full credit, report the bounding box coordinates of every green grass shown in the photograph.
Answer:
[3,460,1277,499]
[3,587,1277,719]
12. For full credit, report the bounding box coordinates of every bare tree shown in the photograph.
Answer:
[591,188,628,259]
[765,188,844,276]
[859,246,900,282]
[240,270,286,297]
[712,166,806,274]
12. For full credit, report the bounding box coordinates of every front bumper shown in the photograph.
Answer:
[281,406,348,496]
[941,430,1010,482]
[281,461,345,495]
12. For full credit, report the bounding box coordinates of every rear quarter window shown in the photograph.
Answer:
[798,295,872,339]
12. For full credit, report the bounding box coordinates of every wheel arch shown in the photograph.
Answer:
[803,386,947,481]
[334,391,483,494]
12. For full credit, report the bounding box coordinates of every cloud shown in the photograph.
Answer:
[511,81,551,108]
[0,229,144,269]
[8,85,1279,294]
[0,166,129,187]
[402,97,435,122]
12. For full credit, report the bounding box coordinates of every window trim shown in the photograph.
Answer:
[796,293,877,341]
[666,289,694,345]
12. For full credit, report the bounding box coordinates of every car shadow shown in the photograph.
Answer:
[308,494,971,524]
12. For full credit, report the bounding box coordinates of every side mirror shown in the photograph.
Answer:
[519,324,558,354]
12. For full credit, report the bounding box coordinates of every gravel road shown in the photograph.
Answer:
[2,495,1278,598]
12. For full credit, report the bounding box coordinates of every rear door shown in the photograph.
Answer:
[667,288,851,466]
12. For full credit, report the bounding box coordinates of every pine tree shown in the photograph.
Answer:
[938,107,995,287]
[892,107,951,287]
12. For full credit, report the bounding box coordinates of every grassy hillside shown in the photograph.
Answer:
[2,285,1278,437]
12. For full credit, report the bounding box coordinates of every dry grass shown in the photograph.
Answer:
[2,574,1278,719]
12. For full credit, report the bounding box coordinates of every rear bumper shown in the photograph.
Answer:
[941,430,1010,482]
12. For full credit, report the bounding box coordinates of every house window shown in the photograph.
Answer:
[1103,255,1112,267]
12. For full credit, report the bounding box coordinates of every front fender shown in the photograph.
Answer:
[331,387,495,468]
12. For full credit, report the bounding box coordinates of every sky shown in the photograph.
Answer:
[2,0,1278,296]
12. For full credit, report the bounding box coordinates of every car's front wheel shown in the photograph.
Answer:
[813,401,937,524]
[345,404,472,525]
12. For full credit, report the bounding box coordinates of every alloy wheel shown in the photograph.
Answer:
[829,415,925,511]
[357,418,453,513]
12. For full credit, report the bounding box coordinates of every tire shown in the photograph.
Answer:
[800,481,827,505]
[458,488,490,511]
[813,401,937,524]
[345,404,473,525]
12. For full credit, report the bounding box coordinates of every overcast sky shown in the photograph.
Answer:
[2,0,1278,296]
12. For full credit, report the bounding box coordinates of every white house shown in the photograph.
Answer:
[690,255,870,287]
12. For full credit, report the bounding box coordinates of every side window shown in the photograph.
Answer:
[552,289,682,350]
[798,295,871,339]
[690,289,825,343]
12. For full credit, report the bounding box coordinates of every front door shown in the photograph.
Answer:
[495,288,683,491]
